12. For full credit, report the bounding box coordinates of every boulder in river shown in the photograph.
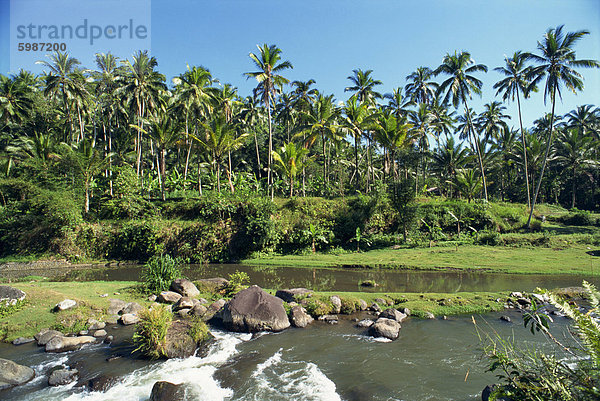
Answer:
[158,291,182,304]
[221,286,290,332]
[48,368,79,386]
[358,299,368,311]
[330,296,342,314]
[120,313,140,325]
[45,335,96,352]
[87,319,106,330]
[369,318,401,340]
[380,308,408,323]
[357,319,374,328]
[122,302,144,315]
[12,337,34,345]
[150,381,188,401]
[275,288,313,303]
[0,358,35,390]
[290,305,313,328]
[163,320,214,359]
[35,329,63,346]
[0,285,26,306]
[54,299,77,311]
[170,279,200,298]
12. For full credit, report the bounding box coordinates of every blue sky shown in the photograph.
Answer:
[2,0,599,128]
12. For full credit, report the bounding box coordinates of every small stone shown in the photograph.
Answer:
[35,329,63,346]
[424,312,435,319]
[173,297,195,311]
[106,356,121,362]
[357,319,374,328]
[369,318,401,340]
[398,307,411,316]
[330,296,342,314]
[510,292,523,298]
[122,302,144,315]
[105,315,119,325]
[158,291,182,304]
[500,315,511,323]
[120,313,139,325]
[54,299,77,311]
[113,292,120,295]
[177,309,189,318]
[318,315,338,324]
[191,304,208,318]
[358,299,368,311]
[88,319,106,330]
[290,305,313,328]
[45,336,95,353]
[104,336,114,344]
[369,303,382,313]
[107,299,126,315]
[170,279,200,297]
[94,330,107,338]
[380,308,407,323]
[78,330,89,336]
[148,294,157,302]
[100,293,108,298]
[12,337,34,346]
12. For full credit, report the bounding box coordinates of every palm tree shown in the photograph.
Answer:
[494,51,535,208]
[298,94,341,185]
[245,44,293,198]
[192,115,248,193]
[291,79,318,112]
[454,168,483,203]
[172,65,217,182]
[524,25,599,227]
[555,128,597,208]
[371,110,412,181]
[344,69,382,106]
[271,142,310,197]
[477,101,510,142]
[0,74,34,128]
[342,96,371,185]
[566,104,599,140]
[434,51,489,200]
[432,136,470,197]
[37,51,88,142]
[409,103,434,193]
[119,50,167,176]
[239,94,264,180]
[405,67,439,105]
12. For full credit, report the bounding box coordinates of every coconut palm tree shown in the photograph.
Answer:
[271,141,310,197]
[192,115,248,193]
[119,50,167,176]
[494,51,535,208]
[405,67,439,105]
[371,110,412,181]
[245,44,293,199]
[477,101,510,142]
[432,136,470,197]
[454,168,483,203]
[566,104,599,140]
[409,103,434,193]
[37,51,88,142]
[344,69,382,106]
[239,94,265,180]
[554,128,597,208]
[0,74,34,128]
[434,51,489,200]
[524,25,599,227]
[341,96,371,185]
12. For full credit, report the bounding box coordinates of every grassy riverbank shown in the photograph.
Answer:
[0,279,508,343]
[244,244,600,275]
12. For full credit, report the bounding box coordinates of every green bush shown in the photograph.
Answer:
[303,297,334,317]
[475,230,501,246]
[141,254,182,293]
[561,209,595,226]
[222,271,250,297]
[133,306,172,359]
[188,317,210,343]
[112,220,162,261]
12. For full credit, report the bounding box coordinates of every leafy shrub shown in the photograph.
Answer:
[561,209,595,226]
[141,254,182,293]
[475,230,501,246]
[303,297,334,317]
[0,300,26,318]
[339,296,361,314]
[112,220,162,261]
[222,271,250,297]
[133,306,172,359]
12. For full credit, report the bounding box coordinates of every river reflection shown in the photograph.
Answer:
[2,263,599,293]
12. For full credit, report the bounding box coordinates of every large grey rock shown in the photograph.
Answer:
[35,329,63,346]
[122,302,144,315]
[221,286,290,332]
[196,278,229,292]
[54,299,77,311]
[120,313,140,325]
[150,381,188,401]
[275,288,313,303]
[170,279,200,298]
[163,320,214,359]
[330,296,342,314]
[380,308,408,323]
[290,305,313,328]
[358,299,368,311]
[45,336,95,352]
[107,299,127,315]
[369,318,401,340]
[0,358,35,390]
[48,368,79,386]
[158,291,182,304]
[0,286,26,306]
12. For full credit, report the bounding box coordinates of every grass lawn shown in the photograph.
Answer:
[244,244,600,275]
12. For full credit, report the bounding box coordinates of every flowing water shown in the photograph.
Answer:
[0,311,573,401]
[3,263,599,293]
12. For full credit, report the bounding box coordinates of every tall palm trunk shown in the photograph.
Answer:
[322,131,327,185]
[516,90,531,210]
[527,91,557,228]
[253,130,261,180]
[160,148,166,201]
[267,93,273,200]
[464,102,488,201]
